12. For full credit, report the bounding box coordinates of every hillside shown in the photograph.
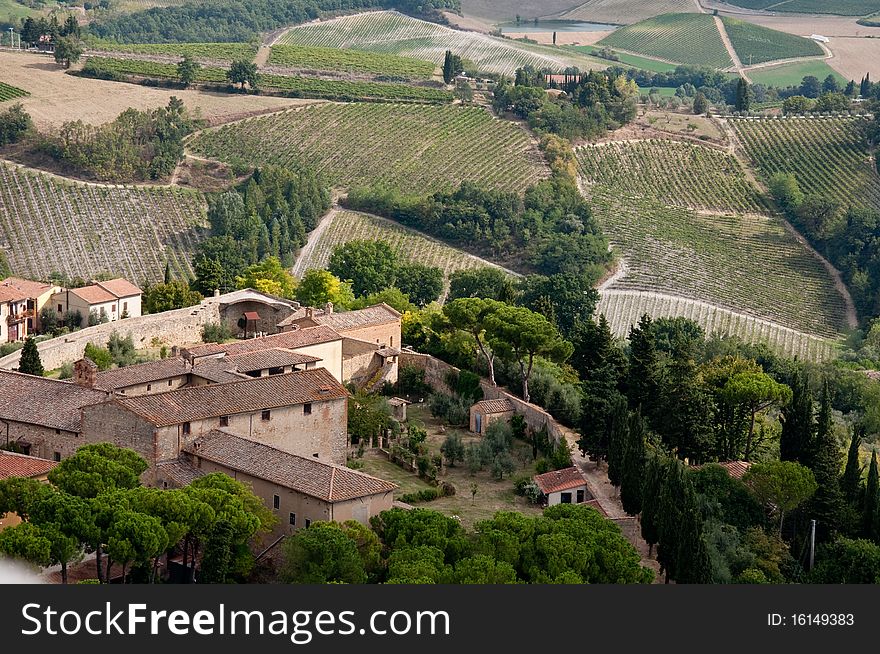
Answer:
[731,116,880,212]
[189,102,550,194]
[720,16,824,66]
[275,10,610,75]
[558,0,699,25]
[720,0,880,16]
[0,162,207,283]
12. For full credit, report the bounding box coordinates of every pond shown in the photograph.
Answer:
[497,20,618,33]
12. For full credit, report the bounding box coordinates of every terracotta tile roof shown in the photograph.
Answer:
[717,461,753,480]
[186,431,397,502]
[189,357,246,384]
[225,348,321,373]
[0,451,57,480]
[156,460,205,487]
[183,325,342,359]
[96,278,141,298]
[584,499,608,516]
[0,370,112,432]
[473,399,514,414]
[534,466,587,495]
[69,284,116,305]
[114,368,347,426]
[96,358,191,391]
[0,277,53,302]
[278,304,401,331]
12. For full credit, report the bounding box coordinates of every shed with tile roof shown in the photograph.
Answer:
[534,466,590,506]
[469,398,515,435]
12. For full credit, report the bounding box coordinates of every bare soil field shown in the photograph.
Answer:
[822,36,880,80]
[0,50,315,130]
[639,111,726,142]
[503,30,613,45]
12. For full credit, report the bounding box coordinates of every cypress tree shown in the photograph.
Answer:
[640,453,664,557]
[163,261,172,284]
[626,314,661,427]
[443,50,455,84]
[780,368,814,466]
[607,395,628,487]
[620,408,647,515]
[807,380,845,542]
[864,451,879,542]
[675,480,713,584]
[18,337,44,377]
[657,458,686,583]
[841,426,863,507]
[735,78,752,112]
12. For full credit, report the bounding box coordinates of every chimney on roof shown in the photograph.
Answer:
[171,345,179,358]
[324,301,333,315]
[74,358,98,388]
[214,289,220,298]
[305,307,313,319]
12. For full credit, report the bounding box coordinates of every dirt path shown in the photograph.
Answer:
[715,14,749,81]
[254,45,272,67]
[291,205,339,278]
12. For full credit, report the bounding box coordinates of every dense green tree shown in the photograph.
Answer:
[0,103,33,146]
[0,522,52,569]
[620,408,647,515]
[443,49,455,84]
[348,391,391,446]
[607,395,628,488]
[517,273,599,338]
[626,314,661,424]
[800,75,821,98]
[440,433,465,467]
[235,256,296,298]
[810,537,880,583]
[227,60,259,90]
[841,427,864,507]
[17,337,43,377]
[386,545,449,584]
[657,458,686,582]
[394,263,444,307]
[864,451,879,542]
[807,380,845,542]
[742,461,817,535]
[54,36,83,68]
[719,371,791,461]
[105,510,169,583]
[198,520,234,583]
[640,454,664,556]
[448,267,518,303]
[443,298,503,386]
[177,54,201,88]
[690,464,766,531]
[295,269,354,310]
[452,554,517,583]
[734,78,752,112]
[49,443,148,499]
[143,281,203,314]
[349,287,416,314]
[370,508,470,564]
[329,240,397,297]
[692,91,708,114]
[780,368,814,466]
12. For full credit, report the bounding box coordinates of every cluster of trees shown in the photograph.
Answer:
[193,165,329,294]
[0,444,274,583]
[768,171,880,320]
[344,176,611,287]
[88,0,459,43]
[142,264,204,314]
[38,98,199,181]
[0,104,33,147]
[280,505,652,584]
[492,67,638,142]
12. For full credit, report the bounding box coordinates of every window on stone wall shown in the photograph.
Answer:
[289,512,296,526]
[273,495,280,510]
[147,384,152,392]
[303,403,312,415]
[182,422,191,435]
[305,519,311,528]
[53,452,61,462]
[220,415,229,427]
[262,410,271,421]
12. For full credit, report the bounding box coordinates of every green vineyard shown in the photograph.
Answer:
[723,0,880,15]
[577,140,770,215]
[267,44,435,79]
[587,188,848,338]
[0,162,207,283]
[293,210,498,284]
[597,289,837,361]
[560,0,698,25]
[0,81,29,103]
[276,10,609,76]
[189,102,549,194]
[731,117,880,212]
[86,41,258,62]
[721,17,824,66]
[598,13,733,69]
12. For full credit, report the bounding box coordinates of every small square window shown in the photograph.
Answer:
[57,304,62,313]
[305,519,311,528]
[289,512,296,526]
[262,409,271,421]
[273,495,280,510]
[182,422,191,435]
[146,384,152,391]
[53,452,61,462]
[303,403,312,415]
[55,429,60,435]
[123,302,128,312]
[168,380,173,386]
[220,415,229,427]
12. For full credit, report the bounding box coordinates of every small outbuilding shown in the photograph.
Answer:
[469,398,514,435]
[387,397,410,422]
[534,466,589,506]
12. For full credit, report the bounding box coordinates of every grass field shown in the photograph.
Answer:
[189,102,549,194]
[597,290,838,361]
[85,42,259,62]
[571,46,679,72]
[723,0,880,15]
[293,210,497,285]
[559,0,697,25]
[731,117,880,212]
[267,44,435,79]
[722,16,824,66]
[638,86,679,97]
[598,13,733,69]
[747,60,848,88]
[275,10,610,76]
[0,81,29,103]
[0,162,207,283]
[577,140,770,214]
[83,56,452,103]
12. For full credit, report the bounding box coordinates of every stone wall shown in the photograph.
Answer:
[399,350,568,444]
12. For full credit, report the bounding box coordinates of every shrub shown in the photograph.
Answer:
[399,488,441,503]
[440,433,465,466]
[397,364,431,397]
[201,322,233,343]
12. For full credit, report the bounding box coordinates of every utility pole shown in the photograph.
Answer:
[808,519,816,571]
[8,27,13,49]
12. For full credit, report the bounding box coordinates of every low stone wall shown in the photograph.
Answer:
[399,350,569,445]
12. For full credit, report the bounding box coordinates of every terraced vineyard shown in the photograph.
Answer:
[720,17,824,66]
[731,117,880,212]
[294,210,498,284]
[0,81,29,102]
[86,42,258,62]
[598,13,733,69]
[83,57,451,103]
[559,0,697,25]
[597,290,837,361]
[577,140,769,214]
[267,44,434,79]
[276,10,609,76]
[0,162,207,283]
[189,103,549,194]
[587,188,848,338]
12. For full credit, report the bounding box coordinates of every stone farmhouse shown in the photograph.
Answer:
[0,277,61,342]
[51,278,142,328]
